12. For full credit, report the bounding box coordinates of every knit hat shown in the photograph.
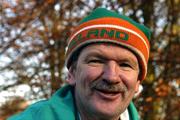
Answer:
[65,8,151,81]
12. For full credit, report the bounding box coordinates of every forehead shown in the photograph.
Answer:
[78,43,138,62]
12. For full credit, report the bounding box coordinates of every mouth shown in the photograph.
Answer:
[94,88,122,100]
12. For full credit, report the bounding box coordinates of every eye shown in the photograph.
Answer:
[119,63,132,68]
[85,56,106,65]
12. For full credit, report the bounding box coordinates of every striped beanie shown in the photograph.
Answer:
[65,8,151,81]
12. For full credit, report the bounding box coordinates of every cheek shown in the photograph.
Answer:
[76,66,103,84]
[75,66,103,98]
[87,67,102,79]
[120,71,139,90]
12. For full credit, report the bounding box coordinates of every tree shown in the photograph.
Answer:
[0,97,28,120]
[0,0,179,120]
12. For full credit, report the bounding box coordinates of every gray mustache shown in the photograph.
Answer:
[91,80,127,93]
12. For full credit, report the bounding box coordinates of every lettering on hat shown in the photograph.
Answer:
[69,28,129,49]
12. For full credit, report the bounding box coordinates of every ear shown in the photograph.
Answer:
[135,80,140,93]
[66,68,76,86]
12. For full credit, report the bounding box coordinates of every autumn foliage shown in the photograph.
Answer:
[0,0,179,120]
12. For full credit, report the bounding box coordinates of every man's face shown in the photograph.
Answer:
[68,43,140,119]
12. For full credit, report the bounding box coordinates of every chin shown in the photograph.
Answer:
[90,99,124,118]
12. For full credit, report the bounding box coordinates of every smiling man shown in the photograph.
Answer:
[8,8,151,120]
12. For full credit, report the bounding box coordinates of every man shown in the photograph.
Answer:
[8,8,151,120]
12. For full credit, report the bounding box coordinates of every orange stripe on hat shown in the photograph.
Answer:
[68,18,150,49]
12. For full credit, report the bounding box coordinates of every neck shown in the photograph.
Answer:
[77,104,120,120]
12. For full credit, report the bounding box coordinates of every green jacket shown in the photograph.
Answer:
[8,85,139,120]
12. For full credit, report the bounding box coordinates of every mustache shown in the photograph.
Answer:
[90,79,127,93]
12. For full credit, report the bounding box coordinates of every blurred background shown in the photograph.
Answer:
[0,0,179,120]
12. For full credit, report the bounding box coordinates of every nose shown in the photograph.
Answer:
[102,61,120,84]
